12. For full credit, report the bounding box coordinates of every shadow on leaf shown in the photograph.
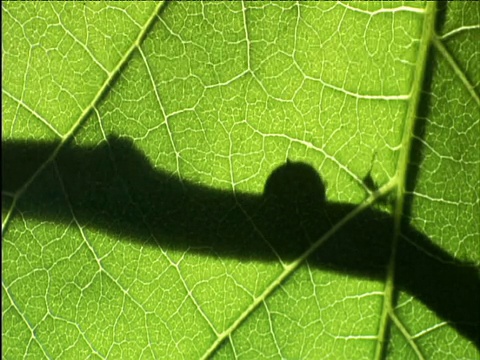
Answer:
[2,137,479,349]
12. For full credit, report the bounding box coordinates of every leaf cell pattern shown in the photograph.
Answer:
[2,2,479,359]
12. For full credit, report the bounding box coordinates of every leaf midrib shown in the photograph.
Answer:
[375,2,437,359]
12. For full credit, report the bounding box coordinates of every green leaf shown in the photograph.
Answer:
[2,2,479,359]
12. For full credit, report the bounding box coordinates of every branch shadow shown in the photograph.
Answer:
[2,137,479,349]
[388,3,449,354]
[381,3,461,356]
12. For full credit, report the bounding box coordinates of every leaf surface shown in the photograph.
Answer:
[2,2,479,359]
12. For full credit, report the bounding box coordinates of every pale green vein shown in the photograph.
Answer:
[3,89,63,138]
[138,46,183,178]
[49,2,110,75]
[338,3,426,16]
[304,74,411,100]
[1,1,167,236]
[48,312,105,359]
[2,281,52,359]
[3,10,34,139]
[389,310,425,360]
[241,0,251,72]
[439,25,480,40]
[432,35,480,106]
[264,301,284,358]
[411,321,448,340]
[374,3,437,360]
